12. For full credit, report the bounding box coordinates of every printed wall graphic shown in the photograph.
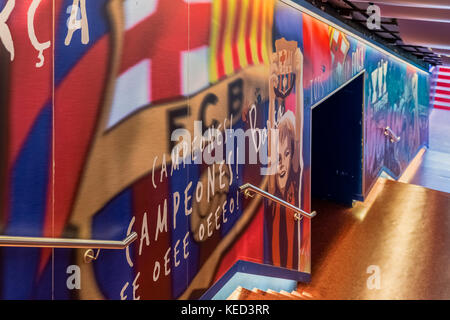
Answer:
[0,0,429,299]
[265,38,303,271]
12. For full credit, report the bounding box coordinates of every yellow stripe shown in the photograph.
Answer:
[209,0,221,83]
[266,0,274,63]
[223,0,236,76]
[260,0,268,65]
[237,0,249,69]
[329,28,335,48]
[261,0,274,65]
[250,0,260,65]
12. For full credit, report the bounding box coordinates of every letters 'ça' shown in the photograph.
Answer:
[0,0,89,68]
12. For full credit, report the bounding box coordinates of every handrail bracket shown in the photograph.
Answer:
[239,183,317,220]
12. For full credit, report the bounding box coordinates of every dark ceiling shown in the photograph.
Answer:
[304,0,450,66]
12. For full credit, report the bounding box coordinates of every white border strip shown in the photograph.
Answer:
[311,69,366,109]
[431,85,450,92]
[435,93,450,99]
[432,78,450,84]
[435,101,450,107]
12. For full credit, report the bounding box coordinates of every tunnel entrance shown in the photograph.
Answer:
[311,73,364,207]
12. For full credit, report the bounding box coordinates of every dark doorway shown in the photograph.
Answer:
[311,73,364,207]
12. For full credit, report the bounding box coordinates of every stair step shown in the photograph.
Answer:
[435,96,450,103]
[279,290,303,300]
[227,287,265,300]
[251,288,280,300]
[293,288,316,300]
[434,101,450,108]
[438,74,450,81]
[266,289,295,300]
[434,104,450,110]
[227,286,317,300]
[226,286,243,300]
[431,67,450,110]
[290,291,308,300]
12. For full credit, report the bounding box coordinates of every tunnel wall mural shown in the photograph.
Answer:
[0,0,430,299]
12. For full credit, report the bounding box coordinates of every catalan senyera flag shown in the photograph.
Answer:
[209,0,274,83]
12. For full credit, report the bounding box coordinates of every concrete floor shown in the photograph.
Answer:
[297,109,450,300]
[409,109,450,194]
[429,108,450,155]
[298,179,450,299]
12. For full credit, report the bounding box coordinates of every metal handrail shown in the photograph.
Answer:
[0,232,137,249]
[239,183,317,220]
[0,232,138,263]
[384,126,401,143]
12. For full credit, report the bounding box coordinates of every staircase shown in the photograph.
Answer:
[226,286,315,300]
[431,66,450,111]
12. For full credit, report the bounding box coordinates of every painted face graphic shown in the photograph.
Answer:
[276,138,292,193]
